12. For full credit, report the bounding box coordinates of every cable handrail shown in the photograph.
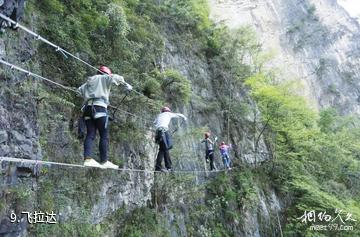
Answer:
[0,59,142,119]
[0,59,77,92]
[0,13,161,106]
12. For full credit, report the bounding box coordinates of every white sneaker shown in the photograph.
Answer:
[84,158,102,168]
[101,161,119,169]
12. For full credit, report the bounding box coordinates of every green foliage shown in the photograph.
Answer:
[6,185,33,211]
[36,179,55,212]
[38,0,64,14]
[25,1,215,235]
[142,73,162,99]
[284,175,360,237]
[118,207,169,237]
[33,0,209,146]
[245,68,360,235]
[32,223,101,237]
[205,26,262,144]
[319,108,338,133]
[190,0,211,30]
[160,0,211,33]
[19,0,360,236]
[209,26,260,79]
[246,73,318,157]
[158,69,191,105]
[206,171,257,229]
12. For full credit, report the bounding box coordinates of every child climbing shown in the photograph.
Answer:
[219,141,232,170]
[201,132,217,171]
[154,106,187,172]
[78,65,133,169]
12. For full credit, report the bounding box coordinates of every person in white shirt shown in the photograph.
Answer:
[78,65,132,169]
[153,106,187,172]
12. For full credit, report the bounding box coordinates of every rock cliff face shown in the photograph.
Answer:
[0,0,358,236]
[0,6,156,235]
[210,0,360,115]
[147,27,280,236]
[0,5,277,236]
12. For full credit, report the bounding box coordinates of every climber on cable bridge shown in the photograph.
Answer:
[154,106,187,172]
[201,132,217,171]
[78,65,133,169]
[219,141,232,170]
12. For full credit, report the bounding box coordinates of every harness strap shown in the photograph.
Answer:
[156,127,168,133]
[83,99,108,121]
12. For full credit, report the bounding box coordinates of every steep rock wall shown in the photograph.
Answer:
[0,12,156,237]
[0,1,286,236]
[210,0,360,114]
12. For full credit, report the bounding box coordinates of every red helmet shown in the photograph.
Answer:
[221,141,225,145]
[161,106,171,113]
[204,132,210,138]
[99,65,112,75]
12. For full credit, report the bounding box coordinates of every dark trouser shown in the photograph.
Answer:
[155,131,172,171]
[83,106,108,163]
[206,150,215,171]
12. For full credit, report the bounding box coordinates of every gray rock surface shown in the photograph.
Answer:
[209,0,360,115]
[2,0,357,236]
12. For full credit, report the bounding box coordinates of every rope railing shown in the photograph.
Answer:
[0,59,77,92]
[0,59,145,120]
[0,13,162,107]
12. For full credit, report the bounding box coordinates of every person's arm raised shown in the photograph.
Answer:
[174,113,187,122]
[77,83,85,97]
[111,74,133,91]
